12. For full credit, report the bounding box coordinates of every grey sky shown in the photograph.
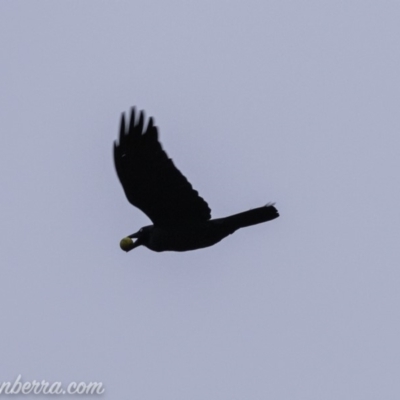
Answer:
[1,1,400,399]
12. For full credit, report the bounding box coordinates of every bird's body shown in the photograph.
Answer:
[134,223,230,252]
[136,204,279,252]
[114,108,279,253]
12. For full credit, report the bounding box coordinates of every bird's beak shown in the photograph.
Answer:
[120,236,141,252]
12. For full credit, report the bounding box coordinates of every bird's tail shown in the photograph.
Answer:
[221,203,279,232]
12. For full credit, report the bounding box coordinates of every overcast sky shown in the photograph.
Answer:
[1,1,400,399]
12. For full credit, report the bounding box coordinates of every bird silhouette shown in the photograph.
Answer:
[114,108,279,252]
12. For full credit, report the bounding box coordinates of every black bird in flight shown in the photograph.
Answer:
[114,108,279,252]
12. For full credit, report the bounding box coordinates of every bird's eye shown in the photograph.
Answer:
[139,228,143,233]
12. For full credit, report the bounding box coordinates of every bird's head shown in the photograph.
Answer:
[119,225,153,252]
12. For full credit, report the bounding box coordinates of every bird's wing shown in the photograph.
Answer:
[114,108,211,225]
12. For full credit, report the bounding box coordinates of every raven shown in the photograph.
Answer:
[114,108,279,252]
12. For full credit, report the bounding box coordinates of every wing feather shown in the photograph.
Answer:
[114,108,211,225]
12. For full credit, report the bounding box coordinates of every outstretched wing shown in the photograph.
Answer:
[114,108,211,225]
